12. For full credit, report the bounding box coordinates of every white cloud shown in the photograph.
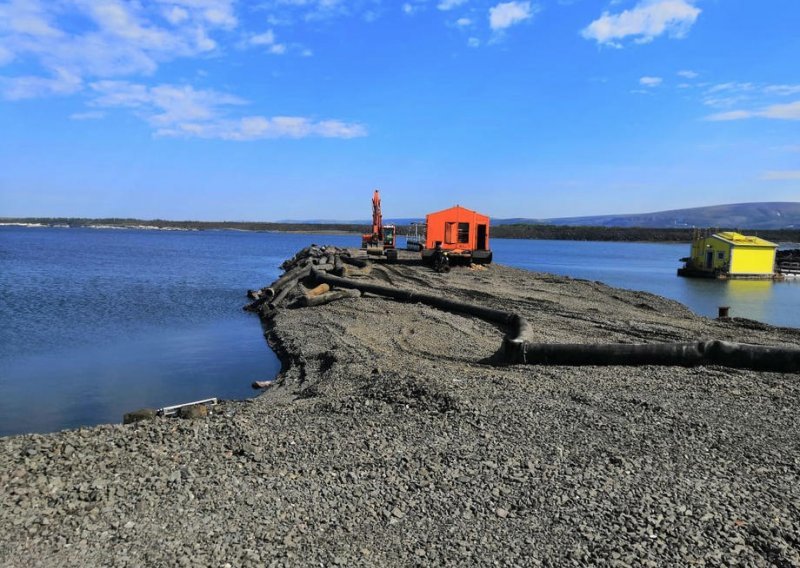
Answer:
[764,84,800,97]
[677,69,698,79]
[88,81,366,140]
[455,17,472,26]
[468,37,480,47]
[762,171,800,181]
[489,1,534,31]
[1,68,82,100]
[582,0,701,46]
[163,6,190,25]
[438,0,467,11]
[155,0,238,29]
[705,110,753,121]
[0,0,64,39]
[760,101,800,120]
[0,0,235,88]
[0,45,14,65]
[402,3,414,15]
[639,76,662,87]
[250,30,277,46]
[69,110,106,120]
[0,0,367,141]
[706,101,800,122]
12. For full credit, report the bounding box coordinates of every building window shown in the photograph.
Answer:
[717,252,724,260]
[457,222,470,244]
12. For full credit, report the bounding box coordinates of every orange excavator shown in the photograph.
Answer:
[361,189,397,262]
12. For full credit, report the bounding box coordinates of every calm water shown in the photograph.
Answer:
[1,227,797,436]
[0,227,357,436]
[491,238,800,327]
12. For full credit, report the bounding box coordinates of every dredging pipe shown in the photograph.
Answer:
[310,268,800,373]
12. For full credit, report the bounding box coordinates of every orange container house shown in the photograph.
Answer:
[422,205,492,264]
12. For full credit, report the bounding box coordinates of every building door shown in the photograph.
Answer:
[477,224,487,250]
[706,251,714,269]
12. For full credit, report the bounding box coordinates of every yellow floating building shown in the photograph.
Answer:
[678,231,779,279]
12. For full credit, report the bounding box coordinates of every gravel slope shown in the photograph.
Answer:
[2,251,800,567]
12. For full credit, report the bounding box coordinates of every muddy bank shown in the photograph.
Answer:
[2,249,800,567]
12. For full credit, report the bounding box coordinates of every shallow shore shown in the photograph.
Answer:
[2,250,800,566]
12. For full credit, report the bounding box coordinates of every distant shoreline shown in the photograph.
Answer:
[2,218,799,244]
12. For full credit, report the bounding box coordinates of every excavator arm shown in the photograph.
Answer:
[371,189,382,238]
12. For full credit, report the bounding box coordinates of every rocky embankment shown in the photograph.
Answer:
[2,248,800,567]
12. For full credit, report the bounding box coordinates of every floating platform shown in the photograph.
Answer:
[677,267,781,280]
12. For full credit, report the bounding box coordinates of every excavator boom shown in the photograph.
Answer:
[372,189,382,237]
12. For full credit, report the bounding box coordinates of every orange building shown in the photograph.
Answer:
[422,205,492,264]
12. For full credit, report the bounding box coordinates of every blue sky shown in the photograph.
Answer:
[0,0,798,221]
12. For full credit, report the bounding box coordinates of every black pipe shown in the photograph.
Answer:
[310,268,800,374]
[340,256,369,269]
[312,269,520,329]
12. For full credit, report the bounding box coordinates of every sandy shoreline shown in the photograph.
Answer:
[2,249,800,566]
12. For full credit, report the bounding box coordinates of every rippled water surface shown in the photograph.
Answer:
[1,227,797,436]
[0,227,359,436]
[492,238,800,327]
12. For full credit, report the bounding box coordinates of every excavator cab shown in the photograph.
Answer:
[383,225,395,247]
[361,189,397,262]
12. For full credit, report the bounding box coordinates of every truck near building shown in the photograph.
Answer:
[421,205,492,266]
[677,230,778,279]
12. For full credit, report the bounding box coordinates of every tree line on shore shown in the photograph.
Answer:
[4,217,799,243]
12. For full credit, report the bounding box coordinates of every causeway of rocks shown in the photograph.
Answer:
[2,249,799,567]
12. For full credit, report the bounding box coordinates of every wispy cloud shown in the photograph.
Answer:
[0,68,83,100]
[88,81,366,140]
[582,0,701,47]
[0,0,368,140]
[245,29,289,54]
[0,0,234,94]
[640,76,662,87]
[699,79,800,121]
[489,1,535,31]
[763,84,800,97]
[706,101,800,122]
[677,69,698,79]
[762,171,800,181]
[69,110,106,120]
[438,0,468,11]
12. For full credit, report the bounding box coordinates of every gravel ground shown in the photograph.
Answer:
[2,249,800,567]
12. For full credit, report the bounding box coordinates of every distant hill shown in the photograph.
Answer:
[304,202,800,230]
[277,218,424,225]
[495,202,800,230]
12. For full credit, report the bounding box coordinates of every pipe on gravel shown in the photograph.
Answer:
[312,269,526,333]
[264,262,312,300]
[339,256,369,269]
[504,339,800,373]
[268,278,305,311]
[311,268,800,373]
[303,288,362,308]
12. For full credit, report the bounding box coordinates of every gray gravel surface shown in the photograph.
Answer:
[2,250,800,567]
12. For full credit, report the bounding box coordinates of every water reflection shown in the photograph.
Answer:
[492,238,800,328]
